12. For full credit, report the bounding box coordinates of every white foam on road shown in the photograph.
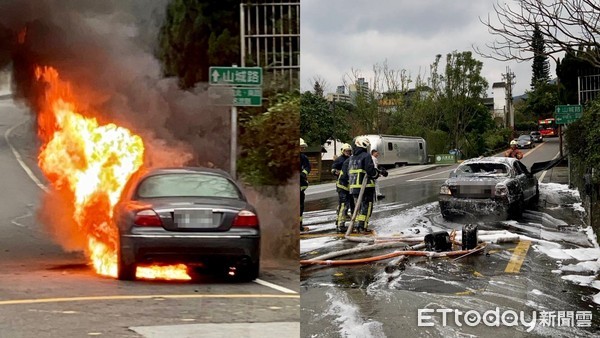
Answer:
[130,322,299,338]
[324,288,386,338]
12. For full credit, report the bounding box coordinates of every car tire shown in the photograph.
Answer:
[234,261,260,282]
[117,247,136,281]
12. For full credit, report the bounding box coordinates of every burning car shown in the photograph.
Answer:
[439,157,539,220]
[114,167,260,281]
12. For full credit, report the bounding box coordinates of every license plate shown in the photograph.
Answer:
[174,210,214,228]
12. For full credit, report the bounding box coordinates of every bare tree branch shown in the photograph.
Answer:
[475,0,600,67]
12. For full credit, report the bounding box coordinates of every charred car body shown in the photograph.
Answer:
[439,157,539,220]
[114,167,260,281]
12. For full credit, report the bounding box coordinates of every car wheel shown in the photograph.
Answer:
[117,246,136,281]
[231,261,259,282]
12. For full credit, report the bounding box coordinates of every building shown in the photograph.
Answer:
[491,81,513,127]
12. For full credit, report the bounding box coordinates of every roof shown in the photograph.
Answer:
[460,156,516,165]
[492,82,506,88]
[142,167,232,178]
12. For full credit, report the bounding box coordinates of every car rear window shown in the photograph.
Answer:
[455,163,510,177]
[136,173,241,199]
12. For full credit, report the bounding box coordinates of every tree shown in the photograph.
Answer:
[531,23,550,89]
[477,1,600,67]
[556,48,599,105]
[438,51,490,154]
[300,87,332,147]
[157,0,240,89]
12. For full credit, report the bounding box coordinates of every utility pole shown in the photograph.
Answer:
[502,66,516,131]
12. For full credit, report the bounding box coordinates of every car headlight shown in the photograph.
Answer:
[495,183,508,196]
[440,185,451,195]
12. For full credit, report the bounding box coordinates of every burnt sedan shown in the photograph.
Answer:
[439,157,539,220]
[114,167,260,281]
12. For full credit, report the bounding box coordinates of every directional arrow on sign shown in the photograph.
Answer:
[211,70,221,83]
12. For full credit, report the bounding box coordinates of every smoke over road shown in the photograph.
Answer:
[0,0,230,169]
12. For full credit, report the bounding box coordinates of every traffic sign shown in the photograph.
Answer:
[555,105,582,115]
[556,114,581,124]
[555,105,583,124]
[232,87,262,106]
[209,67,262,86]
[208,86,262,107]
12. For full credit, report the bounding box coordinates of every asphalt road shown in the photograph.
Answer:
[301,138,600,337]
[0,98,300,337]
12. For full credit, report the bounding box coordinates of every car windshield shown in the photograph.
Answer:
[136,173,241,199]
[454,162,510,177]
[518,135,530,140]
[531,132,540,136]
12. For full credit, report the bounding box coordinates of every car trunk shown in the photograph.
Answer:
[140,197,248,232]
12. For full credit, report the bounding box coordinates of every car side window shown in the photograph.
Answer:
[516,161,531,176]
[513,162,524,176]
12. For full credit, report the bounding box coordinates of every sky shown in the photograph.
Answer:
[301,0,547,97]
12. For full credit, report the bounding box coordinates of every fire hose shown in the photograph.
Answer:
[300,243,487,266]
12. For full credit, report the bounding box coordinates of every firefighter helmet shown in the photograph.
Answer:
[510,140,517,146]
[340,143,352,152]
[354,136,371,149]
[300,138,307,147]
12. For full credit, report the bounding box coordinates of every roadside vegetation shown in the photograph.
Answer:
[157,0,298,187]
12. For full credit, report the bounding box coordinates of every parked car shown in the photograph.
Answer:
[515,134,535,149]
[114,167,260,281]
[530,131,543,143]
[439,157,539,220]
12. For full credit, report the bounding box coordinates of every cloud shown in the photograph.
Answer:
[301,0,539,96]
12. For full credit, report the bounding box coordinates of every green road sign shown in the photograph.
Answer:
[233,87,262,107]
[208,86,262,107]
[209,67,262,86]
[555,105,583,124]
[556,114,581,124]
[435,154,456,164]
[555,104,582,115]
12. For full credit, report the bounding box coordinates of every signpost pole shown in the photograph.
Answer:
[231,106,237,180]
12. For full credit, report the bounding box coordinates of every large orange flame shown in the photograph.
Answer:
[35,66,190,280]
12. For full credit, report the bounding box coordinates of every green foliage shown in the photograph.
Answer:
[556,48,598,105]
[514,121,537,131]
[531,23,550,89]
[565,98,600,183]
[520,82,559,119]
[424,130,450,155]
[157,0,240,89]
[483,127,513,153]
[238,93,299,186]
[438,51,489,150]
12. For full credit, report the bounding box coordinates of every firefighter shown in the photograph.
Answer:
[300,138,311,232]
[331,143,354,233]
[348,136,379,233]
[504,140,524,160]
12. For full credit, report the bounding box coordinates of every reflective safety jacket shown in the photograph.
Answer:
[504,148,523,160]
[348,147,379,195]
[332,154,350,191]
[300,153,311,191]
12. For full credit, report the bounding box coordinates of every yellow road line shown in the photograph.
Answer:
[504,240,531,273]
[0,294,299,306]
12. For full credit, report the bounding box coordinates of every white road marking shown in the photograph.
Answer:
[408,168,455,182]
[254,278,297,294]
[4,119,49,193]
